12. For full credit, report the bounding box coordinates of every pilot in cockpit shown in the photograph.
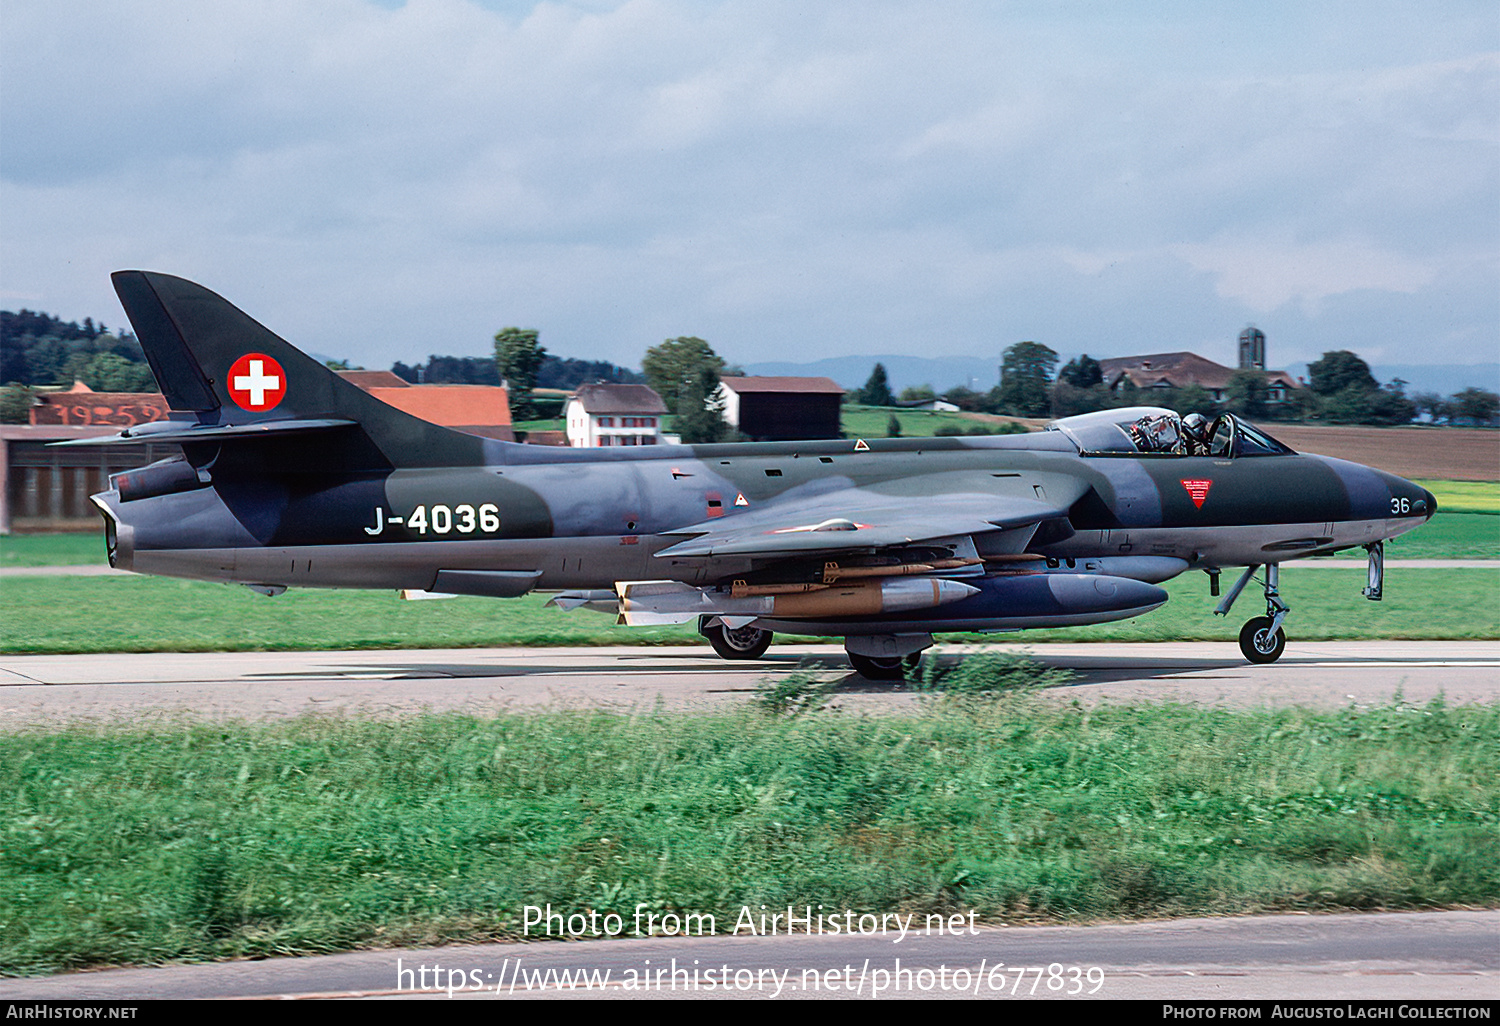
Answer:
[1128,411,1214,456]
[1180,412,1211,456]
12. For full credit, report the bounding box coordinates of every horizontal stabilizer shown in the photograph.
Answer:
[51,418,357,447]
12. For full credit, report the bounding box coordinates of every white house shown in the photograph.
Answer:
[565,384,667,447]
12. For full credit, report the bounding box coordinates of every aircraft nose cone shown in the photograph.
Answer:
[1423,487,1438,520]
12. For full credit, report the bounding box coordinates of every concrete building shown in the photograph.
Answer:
[565,384,666,447]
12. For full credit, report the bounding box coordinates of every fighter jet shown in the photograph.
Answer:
[74,271,1436,677]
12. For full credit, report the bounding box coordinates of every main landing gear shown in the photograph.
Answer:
[1214,563,1290,663]
[846,653,922,681]
[699,617,773,660]
[844,634,933,680]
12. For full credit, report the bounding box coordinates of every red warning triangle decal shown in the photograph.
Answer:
[1180,479,1213,508]
[853,439,870,451]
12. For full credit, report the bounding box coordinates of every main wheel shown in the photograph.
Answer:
[1239,617,1286,663]
[847,652,921,680]
[704,620,773,660]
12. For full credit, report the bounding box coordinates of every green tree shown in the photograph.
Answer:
[858,363,894,406]
[996,341,1058,417]
[1167,383,1216,417]
[1049,381,1109,418]
[642,337,725,417]
[1449,387,1499,426]
[0,382,35,423]
[78,353,157,392]
[494,328,547,421]
[1223,369,1270,419]
[886,413,903,437]
[674,364,730,443]
[898,384,936,403]
[940,385,985,411]
[1411,391,1447,423]
[1058,354,1103,388]
[1320,383,1413,425]
[1308,351,1378,396]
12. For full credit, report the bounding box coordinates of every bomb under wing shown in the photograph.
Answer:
[77,271,1437,679]
[616,576,983,627]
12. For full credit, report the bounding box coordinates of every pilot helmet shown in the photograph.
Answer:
[1182,412,1210,440]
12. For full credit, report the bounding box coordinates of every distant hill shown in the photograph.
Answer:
[1365,364,1500,397]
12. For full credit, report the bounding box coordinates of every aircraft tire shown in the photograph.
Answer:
[1239,617,1286,664]
[847,652,921,681]
[704,621,773,660]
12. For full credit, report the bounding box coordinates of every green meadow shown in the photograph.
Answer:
[0,565,1494,655]
[3,690,1495,974]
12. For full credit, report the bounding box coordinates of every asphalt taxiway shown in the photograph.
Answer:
[2,640,1498,725]
[0,909,1494,1000]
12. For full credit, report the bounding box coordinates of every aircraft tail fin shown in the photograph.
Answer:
[111,271,489,468]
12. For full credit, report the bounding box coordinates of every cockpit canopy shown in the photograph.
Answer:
[1045,406,1295,458]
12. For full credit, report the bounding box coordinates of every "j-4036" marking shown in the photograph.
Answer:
[365,504,500,536]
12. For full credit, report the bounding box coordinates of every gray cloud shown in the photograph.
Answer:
[2,0,1494,374]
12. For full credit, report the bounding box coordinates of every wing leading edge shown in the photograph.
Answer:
[655,471,1090,559]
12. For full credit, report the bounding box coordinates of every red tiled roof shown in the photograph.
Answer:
[29,381,512,431]
[336,370,410,388]
[367,385,511,427]
[1099,352,1298,391]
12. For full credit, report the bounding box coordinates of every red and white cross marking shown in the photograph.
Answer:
[227,353,286,411]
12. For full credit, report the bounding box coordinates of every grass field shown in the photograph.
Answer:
[836,404,1022,439]
[1,566,1495,654]
[3,695,1495,974]
[2,479,1494,569]
[2,477,1492,653]
[0,533,103,567]
[513,407,1014,440]
[1414,480,1500,514]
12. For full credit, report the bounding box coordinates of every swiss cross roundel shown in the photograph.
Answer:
[227,353,286,412]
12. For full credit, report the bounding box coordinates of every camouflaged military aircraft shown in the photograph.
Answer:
[75,271,1437,677]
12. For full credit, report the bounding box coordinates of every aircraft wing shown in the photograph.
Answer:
[655,470,1088,559]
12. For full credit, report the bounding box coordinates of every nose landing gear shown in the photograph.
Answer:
[1215,563,1290,663]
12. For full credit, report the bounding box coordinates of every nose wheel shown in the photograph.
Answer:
[1238,617,1286,663]
[1216,564,1290,664]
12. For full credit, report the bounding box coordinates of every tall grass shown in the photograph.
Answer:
[3,695,1495,974]
[3,566,1496,654]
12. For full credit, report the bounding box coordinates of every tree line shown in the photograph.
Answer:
[6,305,1493,431]
[0,303,739,440]
[1,310,156,391]
[853,342,1499,427]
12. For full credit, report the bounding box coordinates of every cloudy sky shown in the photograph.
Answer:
[3,1,1495,381]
